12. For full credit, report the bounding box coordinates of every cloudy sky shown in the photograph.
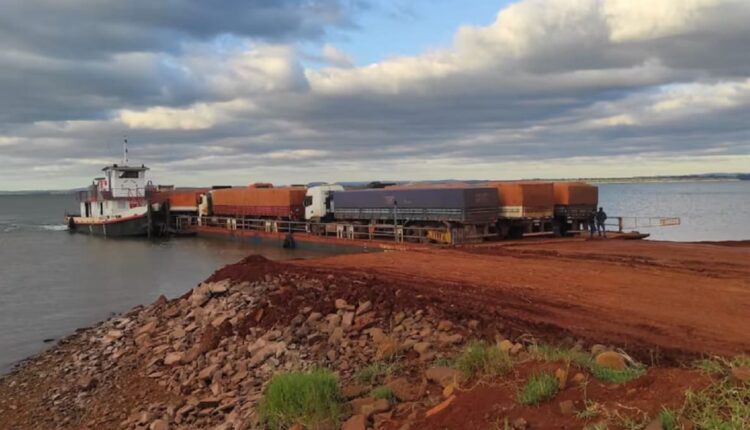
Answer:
[1,0,749,190]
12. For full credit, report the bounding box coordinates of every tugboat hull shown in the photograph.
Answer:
[67,214,152,238]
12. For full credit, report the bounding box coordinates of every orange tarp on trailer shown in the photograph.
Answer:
[482,181,555,218]
[210,187,306,219]
[168,189,208,208]
[553,182,598,206]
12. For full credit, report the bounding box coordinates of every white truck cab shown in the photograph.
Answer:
[304,184,344,221]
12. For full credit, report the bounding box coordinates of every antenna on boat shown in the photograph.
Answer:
[123,135,129,165]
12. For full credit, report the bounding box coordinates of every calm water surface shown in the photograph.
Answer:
[599,181,750,241]
[0,194,340,372]
[1,181,749,372]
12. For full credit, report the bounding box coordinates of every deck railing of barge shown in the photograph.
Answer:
[171,215,495,245]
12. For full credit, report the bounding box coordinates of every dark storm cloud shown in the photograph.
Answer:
[0,0,357,125]
[0,0,358,59]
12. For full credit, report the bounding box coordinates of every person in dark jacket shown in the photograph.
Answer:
[596,207,608,237]
[588,210,597,238]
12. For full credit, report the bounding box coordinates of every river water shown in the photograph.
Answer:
[0,194,340,372]
[1,181,749,372]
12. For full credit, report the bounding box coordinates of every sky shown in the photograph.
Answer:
[1,0,749,190]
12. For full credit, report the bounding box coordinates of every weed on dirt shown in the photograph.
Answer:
[658,407,679,430]
[371,386,395,402]
[576,399,604,420]
[259,369,342,430]
[355,361,401,385]
[454,340,513,378]
[683,377,750,429]
[517,372,559,405]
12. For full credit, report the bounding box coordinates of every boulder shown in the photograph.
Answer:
[438,333,463,345]
[136,321,158,337]
[350,397,391,418]
[342,312,355,328]
[387,377,423,402]
[425,367,465,388]
[149,419,169,430]
[164,352,183,366]
[335,299,354,310]
[342,414,366,430]
[207,281,229,294]
[341,383,369,399]
[249,342,285,368]
[437,320,453,331]
[356,301,372,315]
[198,364,219,381]
[197,397,220,409]
[595,351,626,371]
[190,285,210,307]
[375,337,399,360]
[78,375,98,391]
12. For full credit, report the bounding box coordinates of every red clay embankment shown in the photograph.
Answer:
[293,239,750,359]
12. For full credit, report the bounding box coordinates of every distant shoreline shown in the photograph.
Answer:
[1,175,747,195]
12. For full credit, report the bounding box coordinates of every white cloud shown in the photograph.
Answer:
[2,0,750,190]
[321,44,354,68]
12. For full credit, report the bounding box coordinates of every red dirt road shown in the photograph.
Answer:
[293,239,750,359]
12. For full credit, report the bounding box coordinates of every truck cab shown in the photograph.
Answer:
[304,184,344,221]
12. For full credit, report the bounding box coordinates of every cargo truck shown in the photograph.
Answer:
[199,186,307,220]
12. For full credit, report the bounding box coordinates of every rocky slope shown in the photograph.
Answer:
[0,254,746,430]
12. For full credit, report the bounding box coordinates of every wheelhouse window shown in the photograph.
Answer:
[119,170,140,178]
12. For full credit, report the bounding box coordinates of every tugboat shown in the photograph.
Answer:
[65,140,162,237]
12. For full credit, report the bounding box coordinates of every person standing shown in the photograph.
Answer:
[596,207,608,237]
[588,209,597,239]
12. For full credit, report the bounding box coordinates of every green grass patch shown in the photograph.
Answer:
[693,355,750,378]
[529,343,644,384]
[658,407,679,430]
[454,340,513,378]
[259,369,342,430]
[517,372,559,405]
[529,344,591,364]
[683,377,750,430]
[693,357,726,375]
[589,364,645,384]
[371,385,395,402]
[355,361,401,385]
